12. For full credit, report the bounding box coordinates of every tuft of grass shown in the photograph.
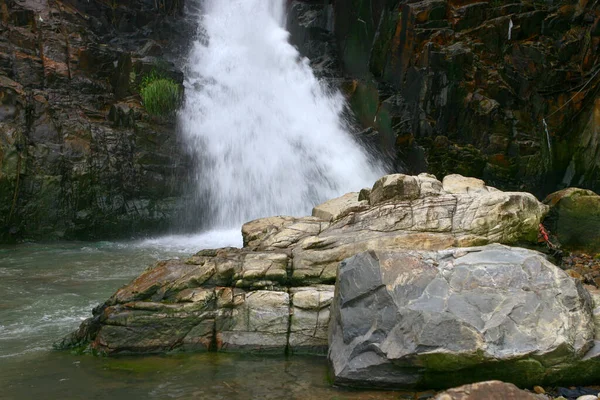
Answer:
[139,71,182,117]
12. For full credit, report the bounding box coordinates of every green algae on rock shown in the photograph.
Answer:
[544,188,600,253]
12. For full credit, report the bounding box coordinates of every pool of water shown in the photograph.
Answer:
[0,231,400,399]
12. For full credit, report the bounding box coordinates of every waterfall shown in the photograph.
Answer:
[179,0,384,228]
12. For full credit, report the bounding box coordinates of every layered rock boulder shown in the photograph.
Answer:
[60,173,550,356]
[328,245,595,389]
[61,248,335,355]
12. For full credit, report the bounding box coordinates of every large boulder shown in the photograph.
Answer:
[61,173,551,356]
[544,188,600,253]
[328,244,596,389]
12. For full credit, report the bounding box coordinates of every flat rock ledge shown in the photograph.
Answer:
[57,173,600,389]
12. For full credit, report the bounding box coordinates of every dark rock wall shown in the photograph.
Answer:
[289,0,600,197]
[0,0,197,242]
[4,0,600,241]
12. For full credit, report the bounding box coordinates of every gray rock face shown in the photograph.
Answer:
[328,244,595,388]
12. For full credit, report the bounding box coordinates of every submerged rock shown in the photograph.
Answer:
[434,381,540,400]
[328,245,595,388]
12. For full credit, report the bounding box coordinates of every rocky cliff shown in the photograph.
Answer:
[0,0,196,242]
[289,0,600,197]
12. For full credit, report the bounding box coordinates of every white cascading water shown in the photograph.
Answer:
[180,0,384,228]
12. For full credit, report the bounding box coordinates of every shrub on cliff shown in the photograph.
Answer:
[139,72,182,117]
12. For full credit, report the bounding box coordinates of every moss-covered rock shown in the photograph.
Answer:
[544,188,600,253]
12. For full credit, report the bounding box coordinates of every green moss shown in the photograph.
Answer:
[139,71,182,117]
[555,196,600,252]
[544,357,600,386]
[419,358,546,389]
[419,351,485,372]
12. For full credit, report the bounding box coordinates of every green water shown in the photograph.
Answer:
[0,232,400,399]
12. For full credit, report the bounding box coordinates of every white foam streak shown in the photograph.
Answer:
[180,0,383,228]
[133,229,242,253]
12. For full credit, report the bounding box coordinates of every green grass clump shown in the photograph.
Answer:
[139,72,182,117]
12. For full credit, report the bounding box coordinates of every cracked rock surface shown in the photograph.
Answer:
[328,244,597,388]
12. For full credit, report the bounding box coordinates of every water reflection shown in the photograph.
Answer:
[1,352,400,399]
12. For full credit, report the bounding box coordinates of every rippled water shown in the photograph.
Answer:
[0,230,241,360]
[0,232,400,399]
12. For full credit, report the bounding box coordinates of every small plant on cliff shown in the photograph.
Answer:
[139,71,182,117]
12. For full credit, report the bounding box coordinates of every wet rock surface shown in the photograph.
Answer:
[0,0,196,241]
[289,0,600,196]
